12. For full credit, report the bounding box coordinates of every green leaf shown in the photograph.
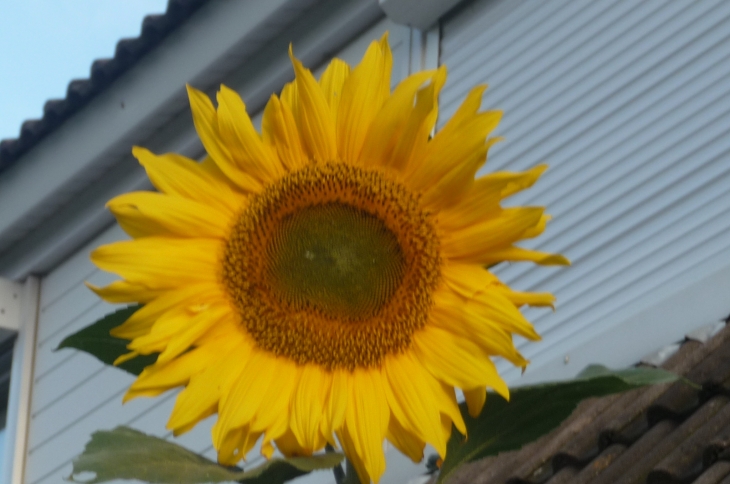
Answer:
[69,426,344,484]
[56,305,157,375]
[437,365,680,483]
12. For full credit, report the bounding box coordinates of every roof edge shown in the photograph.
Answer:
[0,0,210,172]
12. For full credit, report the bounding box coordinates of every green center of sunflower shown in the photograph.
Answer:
[222,162,441,370]
[266,203,405,320]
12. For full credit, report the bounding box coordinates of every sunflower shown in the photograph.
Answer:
[89,34,568,483]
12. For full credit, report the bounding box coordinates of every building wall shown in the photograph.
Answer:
[440,0,730,384]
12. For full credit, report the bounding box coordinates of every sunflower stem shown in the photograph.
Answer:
[343,458,363,484]
[325,444,346,484]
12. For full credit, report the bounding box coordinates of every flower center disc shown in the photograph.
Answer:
[267,203,405,320]
[222,163,441,370]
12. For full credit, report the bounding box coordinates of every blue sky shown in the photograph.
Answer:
[0,0,168,141]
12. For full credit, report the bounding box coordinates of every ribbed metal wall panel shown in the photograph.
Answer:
[440,0,730,383]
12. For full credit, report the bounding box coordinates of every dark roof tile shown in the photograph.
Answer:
[571,443,626,484]
[443,320,730,484]
[650,398,730,483]
[509,395,623,482]
[0,0,209,172]
[650,337,730,424]
[542,466,578,484]
[554,386,655,468]
[590,420,678,484]
[693,462,730,484]
[705,420,730,469]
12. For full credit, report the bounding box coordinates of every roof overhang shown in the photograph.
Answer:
[0,0,384,280]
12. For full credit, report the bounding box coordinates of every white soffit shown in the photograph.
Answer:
[379,0,462,30]
[0,0,383,279]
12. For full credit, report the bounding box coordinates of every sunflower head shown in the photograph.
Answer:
[90,33,568,483]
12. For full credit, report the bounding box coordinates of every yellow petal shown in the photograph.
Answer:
[425,378,466,437]
[110,283,221,339]
[337,425,370,484]
[433,289,540,350]
[409,100,502,196]
[442,262,556,310]
[186,85,261,193]
[218,349,280,434]
[261,441,275,460]
[107,191,230,239]
[384,353,446,456]
[419,139,494,210]
[199,155,230,183]
[441,261,499,299]
[357,70,436,168]
[463,387,487,418]
[337,37,392,164]
[289,47,337,161]
[499,164,548,198]
[114,351,139,366]
[261,94,307,171]
[132,146,245,215]
[319,58,350,121]
[343,369,389,483]
[167,342,242,435]
[439,164,547,232]
[280,81,298,116]
[216,85,284,184]
[385,66,447,173]
[126,306,195,354]
[521,213,551,239]
[86,280,161,304]
[125,343,220,398]
[438,85,488,139]
[154,304,228,364]
[216,425,261,465]
[413,326,510,400]
[291,364,330,451]
[475,245,570,266]
[250,359,299,442]
[321,369,349,443]
[386,416,424,463]
[498,288,556,308]
[442,207,545,262]
[91,237,221,289]
[275,428,312,457]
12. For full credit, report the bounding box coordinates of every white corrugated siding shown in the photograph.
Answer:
[440,0,730,383]
[25,20,423,484]
[26,225,214,484]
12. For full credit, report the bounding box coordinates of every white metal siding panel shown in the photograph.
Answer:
[440,0,730,383]
[24,21,425,484]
